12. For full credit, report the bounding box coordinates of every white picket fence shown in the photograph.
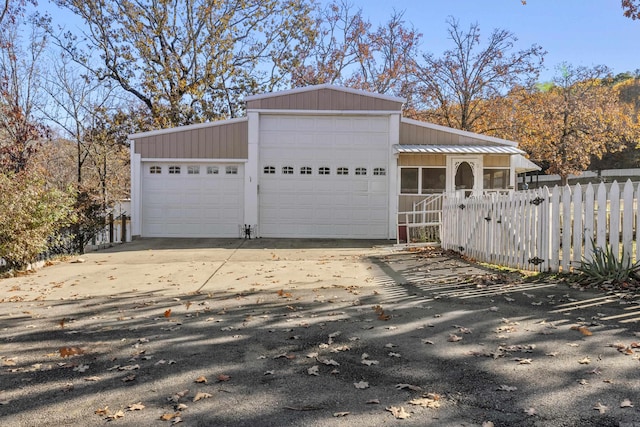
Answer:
[441,179,640,272]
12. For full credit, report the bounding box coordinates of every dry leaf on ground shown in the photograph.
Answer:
[409,394,441,408]
[127,402,145,411]
[386,406,410,419]
[193,392,212,402]
[578,357,591,364]
[448,334,462,342]
[593,402,608,414]
[620,399,634,408]
[217,374,231,382]
[497,385,517,392]
[106,410,125,420]
[395,383,422,391]
[354,381,369,389]
[307,365,319,376]
[195,376,207,384]
[160,412,181,421]
[333,412,350,417]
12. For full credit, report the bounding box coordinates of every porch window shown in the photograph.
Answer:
[168,166,181,174]
[421,168,446,192]
[400,168,419,194]
[483,168,510,189]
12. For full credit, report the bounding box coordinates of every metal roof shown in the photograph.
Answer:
[393,144,524,155]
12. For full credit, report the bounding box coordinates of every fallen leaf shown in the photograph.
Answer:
[408,394,441,408]
[318,358,340,366]
[127,402,145,411]
[482,422,495,427]
[515,358,532,365]
[84,376,101,381]
[354,381,369,389]
[307,365,320,376]
[524,407,536,416]
[122,374,136,382]
[172,417,183,425]
[422,339,434,345]
[361,359,379,366]
[386,406,410,419]
[168,390,189,403]
[333,412,350,417]
[448,334,462,342]
[497,385,517,392]
[388,352,401,358]
[193,392,212,402]
[160,412,181,421]
[73,364,90,372]
[195,376,208,384]
[106,410,125,420]
[59,346,84,357]
[59,318,66,329]
[395,383,422,391]
[620,399,634,408]
[95,407,109,416]
[164,309,172,318]
[571,325,593,336]
[217,374,231,382]
[578,357,591,364]
[366,399,380,404]
[593,402,608,414]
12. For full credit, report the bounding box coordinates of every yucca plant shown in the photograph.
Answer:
[577,240,640,285]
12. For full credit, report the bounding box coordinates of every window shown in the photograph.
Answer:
[483,169,510,189]
[422,168,446,192]
[169,166,181,174]
[373,167,386,176]
[150,166,162,174]
[187,165,200,175]
[282,166,294,175]
[264,166,276,174]
[337,167,349,175]
[207,166,219,175]
[318,167,330,175]
[401,167,447,195]
[300,166,312,175]
[225,165,238,175]
[400,168,418,194]
[355,167,367,176]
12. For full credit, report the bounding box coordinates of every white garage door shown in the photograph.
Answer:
[142,163,244,238]
[259,116,390,239]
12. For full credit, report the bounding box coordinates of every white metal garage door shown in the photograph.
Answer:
[259,115,390,238]
[142,163,244,237]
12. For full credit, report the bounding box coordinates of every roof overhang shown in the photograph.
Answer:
[394,144,524,155]
[512,154,541,173]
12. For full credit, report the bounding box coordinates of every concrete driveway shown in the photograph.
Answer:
[1,239,639,426]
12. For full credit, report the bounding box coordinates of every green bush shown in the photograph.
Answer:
[0,170,75,269]
[577,241,640,285]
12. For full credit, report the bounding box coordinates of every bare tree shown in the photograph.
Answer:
[412,18,545,132]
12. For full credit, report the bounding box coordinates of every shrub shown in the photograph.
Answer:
[0,169,75,269]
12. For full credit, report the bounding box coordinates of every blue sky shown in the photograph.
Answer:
[343,0,640,81]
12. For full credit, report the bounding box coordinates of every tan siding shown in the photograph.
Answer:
[484,155,510,167]
[398,154,446,166]
[247,87,403,111]
[400,121,499,146]
[133,120,248,159]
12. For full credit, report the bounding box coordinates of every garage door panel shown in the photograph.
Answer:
[142,162,244,238]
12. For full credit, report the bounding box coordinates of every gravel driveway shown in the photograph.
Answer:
[1,239,639,426]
